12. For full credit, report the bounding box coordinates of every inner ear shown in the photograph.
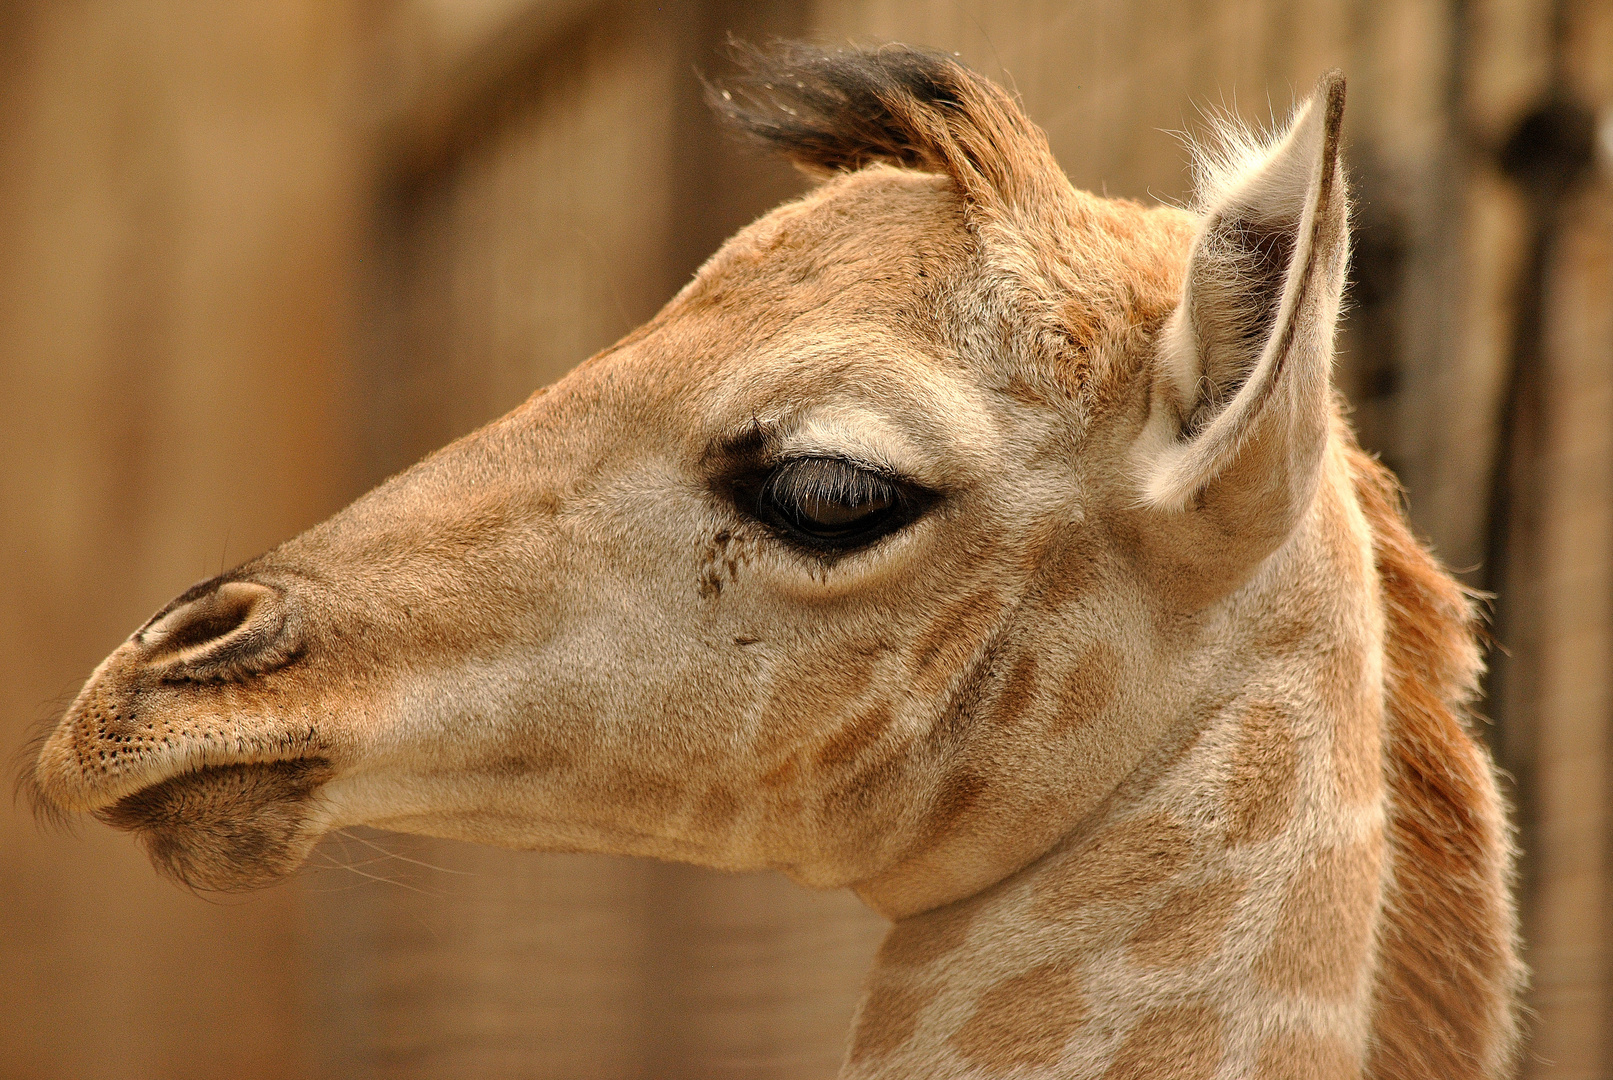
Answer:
[1180,211,1297,434]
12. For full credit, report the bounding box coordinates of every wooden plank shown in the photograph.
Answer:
[0,3,367,1078]
[370,0,620,192]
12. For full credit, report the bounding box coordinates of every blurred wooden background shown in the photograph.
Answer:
[2,1,1608,1077]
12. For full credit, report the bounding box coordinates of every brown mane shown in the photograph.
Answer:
[1348,444,1523,1078]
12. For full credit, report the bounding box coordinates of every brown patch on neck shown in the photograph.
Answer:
[1031,811,1196,916]
[1255,832,1384,1000]
[848,979,940,1064]
[1223,698,1299,846]
[1126,874,1247,968]
[877,895,981,969]
[949,960,1086,1069]
[851,897,983,1065]
[1253,1030,1359,1079]
[1346,446,1521,1078]
[1250,608,1317,661]
[1100,1003,1224,1079]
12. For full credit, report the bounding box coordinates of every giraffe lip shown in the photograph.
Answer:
[95,759,335,891]
[98,758,334,831]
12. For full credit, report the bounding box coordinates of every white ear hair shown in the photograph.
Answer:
[1137,73,1349,518]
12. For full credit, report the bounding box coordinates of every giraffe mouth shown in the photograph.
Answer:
[96,759,335,891]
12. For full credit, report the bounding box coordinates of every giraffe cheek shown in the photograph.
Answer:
[908,587,1006,699]
[1049,642,1122,736]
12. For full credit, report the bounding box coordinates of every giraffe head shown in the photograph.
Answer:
[31,46,1348,909]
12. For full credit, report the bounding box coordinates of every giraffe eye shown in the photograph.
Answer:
[754,458,919,550]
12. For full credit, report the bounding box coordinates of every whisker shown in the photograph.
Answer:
[335,828,471,876]
[310,852,409,871]
[319,854,443,896]
[347,864,440,895]
[305,833,446,896]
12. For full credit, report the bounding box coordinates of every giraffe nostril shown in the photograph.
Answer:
[138,581,294,673]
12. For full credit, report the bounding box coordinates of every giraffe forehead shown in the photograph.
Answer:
[665,170,1124,474]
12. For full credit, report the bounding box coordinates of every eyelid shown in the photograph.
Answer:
[771,420,910,475]
[768,446,901,477]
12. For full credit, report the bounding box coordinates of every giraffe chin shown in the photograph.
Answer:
[95,759,334,892]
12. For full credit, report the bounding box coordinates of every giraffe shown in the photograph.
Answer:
[30,44,1520,1078]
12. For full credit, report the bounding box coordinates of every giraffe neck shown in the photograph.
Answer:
[842,499,1391,1080]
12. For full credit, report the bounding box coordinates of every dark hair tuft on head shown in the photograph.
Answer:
[708,42,977,174]
[708,39,1072,225]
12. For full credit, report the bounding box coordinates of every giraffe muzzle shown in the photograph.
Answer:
[30,575,325,822]
[27,572,336,890]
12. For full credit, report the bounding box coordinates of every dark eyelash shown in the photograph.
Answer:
[761,458,900,510]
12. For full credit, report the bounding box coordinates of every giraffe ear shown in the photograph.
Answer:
[1132,73,1349,588]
